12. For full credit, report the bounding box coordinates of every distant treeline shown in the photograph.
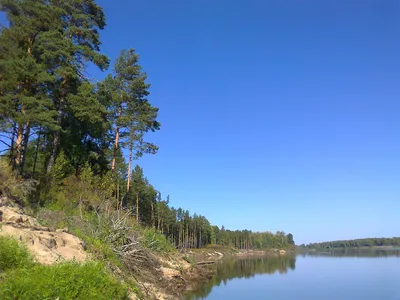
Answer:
[297,249,400,258]
[298,237,400,249]
[209,230,295,250]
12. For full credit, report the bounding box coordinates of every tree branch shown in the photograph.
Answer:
[0,139,11,148]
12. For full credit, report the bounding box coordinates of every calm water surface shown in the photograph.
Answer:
[184,249,400,300]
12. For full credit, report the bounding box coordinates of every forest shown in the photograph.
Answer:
[0,0,294,251]
[299,237,400,249]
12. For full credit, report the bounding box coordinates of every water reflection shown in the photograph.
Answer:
[184,255,296,300]
[184,249,400,300]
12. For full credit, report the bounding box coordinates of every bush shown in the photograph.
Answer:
[142,227,174,254]
[37,209,123,268]
[0,262,130,300]
[0,160,37,203]
[0,236,34,272]
[86,237,123,267]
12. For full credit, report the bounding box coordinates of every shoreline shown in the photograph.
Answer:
[183,247,293,262]
[175,248,295,299]
[0,200,294,300]
[141,247,295,299]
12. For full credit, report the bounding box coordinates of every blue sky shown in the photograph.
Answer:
[2,1,400,244]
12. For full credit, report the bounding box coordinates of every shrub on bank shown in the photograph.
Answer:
[0,236,34,272]
[0,261,130,300]
[142,227,174,254]
[0,236,130,299]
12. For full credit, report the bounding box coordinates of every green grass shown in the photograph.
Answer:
[0,236,35,272]
[142,227,175,254]
[0,261,130,300]
[0,236,130,300]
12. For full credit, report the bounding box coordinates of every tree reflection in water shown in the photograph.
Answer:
[184,255,296,299]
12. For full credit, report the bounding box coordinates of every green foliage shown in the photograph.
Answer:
[0,236,34,272]
[212,228,294,250]
[0,262,129,300]
[287,233,295,245]
[302,237,400,249]
[0,160,36,202]
[182,255,195,265]
[0,222,129,299]
[48,151,74,184]
[42,164,116,213]
[88,238,120,264]
[141,227,174,254]
[0,0,110,175]
[37,207,122,267]
[126,165,159,226]
[105,48,160,159]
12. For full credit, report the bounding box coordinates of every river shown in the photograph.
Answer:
[184,249,400,299]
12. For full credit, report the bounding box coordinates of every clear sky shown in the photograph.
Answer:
[2,1,400,244]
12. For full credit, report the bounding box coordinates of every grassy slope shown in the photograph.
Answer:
[0,236,130,300]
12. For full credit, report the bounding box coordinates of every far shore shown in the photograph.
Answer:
[182,247,295,265]
[297,245,400,251]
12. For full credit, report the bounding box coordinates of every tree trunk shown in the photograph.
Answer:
[111,108,122,171]
[47,129,60,173]
[14,102,25,171]
[157,209,161,231]
[186,222,189,249]
[194,224,197,248]
[14,41,33,173]
[136,192,139,222]
[47,87,65,174]
[9,122,17,166]
[151,202,155,228]
[199,229,202,248]
[115,180,119,211]
[32,130,41,176]
[179,223,182,249]
[120,193,124,213]
[126,143,133,192]
[14,124,24,170]
[19,122,30,175]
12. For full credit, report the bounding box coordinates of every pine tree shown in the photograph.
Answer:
[0,0,109,175]
[44,0,109,173]
[0,0,58,173]
[125,97,160,194]
[129,165,146,222]
[102,49,160,175]
[101,49,160,199]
